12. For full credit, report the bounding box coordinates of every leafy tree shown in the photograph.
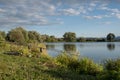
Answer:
[6,30,25,44]
[41,35,58,42]
[0,31,6,41]
[28,31,42,42]
[41,34,49,42]
[57,38,64,42]
[77,37,86,42]
[63,32,76,42]
[6,27,29,44]
[0,35,4,41]
[48,36,57,42]
[107,33,115,42]
[15,27,29,42]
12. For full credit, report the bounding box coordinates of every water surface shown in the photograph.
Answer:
[46,42,120,63]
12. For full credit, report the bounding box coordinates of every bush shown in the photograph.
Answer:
[56,53,103,76]
[101,59,120,80]
[55,53,78,68]
[78,58,103,75]
[104,59,120,71]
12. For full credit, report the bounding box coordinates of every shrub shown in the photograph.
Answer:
[55,53,78,68]
[104,59,120,71]
[56,53,103,76]
[101,59,120,80]
[19,47,31,57]
[78,58,103,75]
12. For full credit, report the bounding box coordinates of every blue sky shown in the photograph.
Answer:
[0,0,120,37]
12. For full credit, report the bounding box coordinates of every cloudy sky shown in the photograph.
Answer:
[0,0,120,37]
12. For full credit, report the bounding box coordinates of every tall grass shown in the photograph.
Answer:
[100,59,120,80]
[56,53,103,75]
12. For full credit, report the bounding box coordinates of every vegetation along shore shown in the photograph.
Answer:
[0,27,120,80]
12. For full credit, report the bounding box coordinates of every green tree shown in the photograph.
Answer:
[6,30,25,44]
[6,27,29,44]
[0,35,4,41]
[28,31,42,42]
[41,34,49,42]
[107,33,115,42]
[77,37,86,42]
[0,31,6,41]
[41,35,58,42]
[63,32,76,42]
[15,27,29,42]
[48,36,57,42]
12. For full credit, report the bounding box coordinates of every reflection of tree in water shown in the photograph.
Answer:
[64,44,79,56]
[46,45,55,50]
[79,44,85,48]
[64,44,76,51]
[107,43,115,51]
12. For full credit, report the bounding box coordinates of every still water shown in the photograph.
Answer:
[46,42,120,63]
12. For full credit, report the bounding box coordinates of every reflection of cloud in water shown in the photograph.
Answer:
[107,43,115,51]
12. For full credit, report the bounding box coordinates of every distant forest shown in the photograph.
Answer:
[0,27,119,44]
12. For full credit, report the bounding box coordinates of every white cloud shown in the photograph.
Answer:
[0,0,58,27]
[0,8,5,12]
[0,0,120,27]
[61,8,80,16]
[89,1,98,7]
[99,4,120,19]
[79,6,86,14]
[84,15,103,19]
[116,14,120,19]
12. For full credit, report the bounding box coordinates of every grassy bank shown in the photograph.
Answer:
[0,53,83,80]
[0,53,120,80]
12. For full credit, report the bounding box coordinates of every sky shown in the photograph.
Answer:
[0,0,120,37]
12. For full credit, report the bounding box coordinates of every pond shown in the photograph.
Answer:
[46,42,120,63]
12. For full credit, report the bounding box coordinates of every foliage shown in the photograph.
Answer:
[0,27,118,43]
[28,31,42,43]
[56,53,103,76]
[107,33,115,42]
[78,58,103,75]
[6,27,26,44]
[15,27,29,42]
[63,32,76,42]
[0,31,6,41]
[6,27,43,44]
[41,35,58,42]
[100,59,120,80]
[0,42,47,57]
[47,36,58,42]
[55,53,77,68]
[77,37,86,42]
[0,35,4,41]
[105,59,120,71]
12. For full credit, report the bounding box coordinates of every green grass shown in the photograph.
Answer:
[0,53,120,80]
[0,53,103,80]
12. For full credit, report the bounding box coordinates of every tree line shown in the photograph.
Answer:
[0,27,117,44]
